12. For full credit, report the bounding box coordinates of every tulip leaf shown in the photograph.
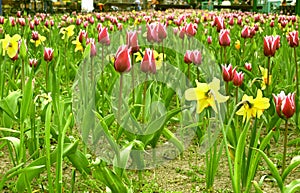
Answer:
[282,159,300,182]
[0,137,20,160]
[284,179,300,193]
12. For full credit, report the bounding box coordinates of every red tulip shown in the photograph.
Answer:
[214,16,225,32]
[184,50,193,64]
[114,45,131,73]
[228,17,234,26]
[287,31,299,48]
[9,17,16,26]
[126,31,139,54]
[273,91,295,119]
[270,20,274,27]
[79,30,88,43]
[237,16,242,26]
[146,23,157,43]
[244,62,252,71]
[241,26,250,39]
[264,35,280,57]
[207,36,212,44]
[50,20,54,26]
[185,23,197,37]
[29,58,38,68]
[30,21,34,30]
[98,27,110,46]
[232,71,244,87]
[32,31,39,41]
[18,18,26,26]
[219,29,230,47]
[192,50,202,65]
[222,64,235,82]
[34,17,40,26]
[141,48,156,74]
[44,47,54,62]
[0,16,4,24]
[16,11,22,17]
[76,18,82,25]
[179,26,185,39]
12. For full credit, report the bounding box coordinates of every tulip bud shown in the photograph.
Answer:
[219,29,230,47]
[192,50,202,65]
[179,26,185,39]
[232,71,244,87]
[76,18,82,25]
[114,45,131,73]
[287,31,299,48]
[241,26,250,39]
[270,20,274,27]
[222,64,235,82]
[86,38,97,57]
[141,48,156,74]
[244,62,252,71]
[30,21,35,30]
[157,23,167,41]
[273,91,295,119]
[29,58,38,68]
[44,47,54,62]
[185,23,197,37]
[32,31,39,41]
[184,50,193,64]
[17,11,22,17]
[126,30,139,53]
[98,27,110,46]
[207,36,212,44]
[9,17,16,26]
[0,16,4,24]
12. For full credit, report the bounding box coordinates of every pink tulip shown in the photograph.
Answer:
[219,29,231,47]
[241,26,251,39]
[184,50,193,64]
[192,50,202,65]
[141,48,156,74]
[79,30,88,43]
[126,31,139,53]
[86,38,97,57]
[185,23,197,37]
[214,16,226,32]
[44,47,54,62]
[32,31,39,41]
[273,91,296,119]
[114,45,131,73]
[29,58,38,68]
[179,26,185,39]
[157,23,167,41]
[222,64,235,82]
[0,16,4,24]
[287,31,299,48]
[232,71,244,87]
[244,62,252,71]
[98,27,110,46]
[264,35,280,57]
[207,36,212,44]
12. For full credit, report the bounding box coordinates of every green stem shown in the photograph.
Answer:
[131,54,135,105]
[118,73,123,123]
[282,120,288,174]
[142,74,148,123]
[294,47,299,129]
[267,57,271,94]
[196,66,200,81]
[188,64,190,81]
[224,46,227,64]
[235,86,238,105]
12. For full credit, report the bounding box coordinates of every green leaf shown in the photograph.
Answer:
[254,148,283,191]
[67,150,91,175]
[284,179,300,193]
[113,142,134,177]
[282,159,300,182]
[162,128,184,153]
[20,77,33,122]
[252,181,264,193]
[0,90,21,121]
[0,137,20,160]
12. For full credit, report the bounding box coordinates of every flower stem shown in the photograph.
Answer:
[118,73,123,122]
[267,57,271,93]
[294,47,299,129]
[235,86,238,105]
[196,66,200,81]
[131,54,135,105]
[282,119,288,174]
[142,74,148,123]
[224,47,227,64]
[188,64,190,81]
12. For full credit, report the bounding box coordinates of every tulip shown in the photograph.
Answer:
[214,16,225,32]
[179,26,185,39]
[114,45,131,73]
[76,18,82,25]
[126,31,139,53]
[79,30,88,43]
[228,17,234,26]
[270,20,274,27]
[192,50,202,65]
[30,21,34,30]
[9,17,16,26]
[232,71,244,87]
[16,11,22,17]
[244,62,252,71]
[241,26,250,39]
[207,36,212,44]
[184,50,193,64]
[98,27,110,46]
[0,16,4,24]
[32,31,39,41]
[18,18,26,26]
[86,38,97,57]
[140,48,156,74]
[264,35,280,57]
[219,29,230,47]
[185,23,197,37]
[29,58,38,68]
[287,31,299,48]
[44,47,54,62]
[273,91,295,119]
[222,64,235,82]
[146,23,157,43]
[157,23,167,41]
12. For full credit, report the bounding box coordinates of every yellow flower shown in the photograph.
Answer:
[135,49,164,70]
[235,40,241,50]
[60,25,75,40]
[185,77,229,114]
[72,37,83,52]
[30,34,46,47]
[1,34,21,58]
[259,66,271,90]
[236,89,270,122]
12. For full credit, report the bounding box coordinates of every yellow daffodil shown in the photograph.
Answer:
[235,40,241,50]
[72,37,83,52]
[1,34,21,58]
[60,25,75,40]
[259,66,271,90]
[236,89,270,122]
[30,34,46,47]
[185,77,229,114]
[135,49,164,70]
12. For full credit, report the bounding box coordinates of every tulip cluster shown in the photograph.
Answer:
[184,50,202,66]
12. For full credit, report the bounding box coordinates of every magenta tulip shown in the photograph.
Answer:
[287,31,299,48]
[114,45,131,73]
[140,48,156,74]
[219,29,231,47]
[44,47,54,62]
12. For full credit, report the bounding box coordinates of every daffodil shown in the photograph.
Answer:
[259,66,271,90]
[1,34,21,58]
[236,89,270,122]
[185,77,229,114]
[235,40,241,50]
[30,34,46,47]
[72,37,83,52]
[60,25,75,40]
[135,49,164,70]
